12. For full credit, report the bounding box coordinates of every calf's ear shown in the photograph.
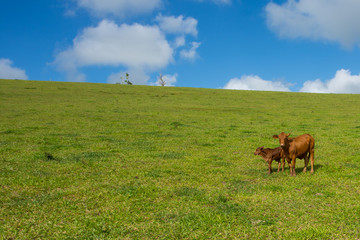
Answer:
[286,133,291,137]
[273,135,279,139]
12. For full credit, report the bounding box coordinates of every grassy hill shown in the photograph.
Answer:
[1,79,360,239]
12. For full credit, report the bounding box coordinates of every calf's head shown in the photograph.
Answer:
[254,146,264,155]
[273,132,291,147]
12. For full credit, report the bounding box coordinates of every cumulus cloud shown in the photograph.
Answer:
[54,9,200,83]
[156,15,198,37]
[224,75,290,92]
[0,58,28,80]
[180,42,201,60]
[75,0,162,17]
[265,0,360,48]
[174,36,186,48]
[53,20,173,82]
[300,69,360,93]
[156,15,201,59]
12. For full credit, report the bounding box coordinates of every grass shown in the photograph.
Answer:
[1,79,360,239]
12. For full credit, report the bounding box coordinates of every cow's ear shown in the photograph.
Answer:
[287,133,291,137]
[273,135,279,139]
[261,146,264,149]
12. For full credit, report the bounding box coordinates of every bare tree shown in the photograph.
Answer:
[158,73,166,86]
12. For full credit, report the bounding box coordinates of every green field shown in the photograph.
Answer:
[1,79,360,239]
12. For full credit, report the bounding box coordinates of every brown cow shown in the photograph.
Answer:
[254,146,288,174]
[273,132,315,176]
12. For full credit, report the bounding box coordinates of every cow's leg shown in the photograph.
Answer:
[310,149,314,174]
[281,157,285,172]
[286,157,291,174]
[303,155,309,172]
[291,157,296,176]
[287,159,292,172]
[288,157,293,176]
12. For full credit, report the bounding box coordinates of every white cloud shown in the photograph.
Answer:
[174,36,186,48]
[300,69,360,93]
[53,50,86,82]
[224,75,291,92]
[265,0,360,48]
[107,68,150,85]
[54,20,173,82]
[75,0,162,17]
[224,70,360,93]
[0,58,28,80]
[180,42,201,60]
[156,15,198,37]
[156,15,200,59]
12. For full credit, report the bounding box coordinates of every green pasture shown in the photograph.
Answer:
[1,79,360,239]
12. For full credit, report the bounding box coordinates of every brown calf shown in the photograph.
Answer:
[254,146,287,174]
[273,132,315,176]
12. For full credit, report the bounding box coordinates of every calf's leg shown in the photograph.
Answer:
[277,160,281,172]
[268,159,273,174]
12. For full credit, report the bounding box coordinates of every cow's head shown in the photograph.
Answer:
[254,146,264,155]
[273,132,291,148]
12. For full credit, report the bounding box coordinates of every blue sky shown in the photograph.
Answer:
[1,0,360,93]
